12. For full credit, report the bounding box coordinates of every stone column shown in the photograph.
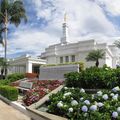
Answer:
[26,62,32,73]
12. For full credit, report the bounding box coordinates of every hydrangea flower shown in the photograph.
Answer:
[112,111,118,118]
[81,105,88,112]
[84,100,90,105]
[83,113,88,117]
[110,93,114,97]
[90,105,97,111]
[92,95,95,99]
[71,100,78,106]
[112,86,120,93]
[71,87,74,89]
[97,91,102,96]
[112,95,118,100]
[68,108,73,112]
[102,94,108,100]
[80,88,85,93]
[57,101,63,108]
[64,92,72,97]
[97,102,104,107]
[71,97,74,100]
[80,97,84,101]
[64,87,68,90]
[117,107,120,113]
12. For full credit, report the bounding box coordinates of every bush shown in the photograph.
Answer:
[0,79,10,86]
[42,61,84,71]
[47,87,120,120]
[7,73,25,82]
[0,86,18,101]
[65,67,120,89]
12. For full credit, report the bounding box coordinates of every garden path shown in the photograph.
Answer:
[0,100,30,120]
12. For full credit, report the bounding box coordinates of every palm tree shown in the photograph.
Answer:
[114,40,120,48]
[86,49,105,67]
[0,0,27,78]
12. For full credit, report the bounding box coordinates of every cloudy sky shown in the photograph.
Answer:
[2,0,120,58]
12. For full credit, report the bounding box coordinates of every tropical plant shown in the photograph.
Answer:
[86,49,105,67]
[114,40,120,48]
[0,0,27,78]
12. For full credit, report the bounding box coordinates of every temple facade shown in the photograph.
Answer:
[40,14,119,68]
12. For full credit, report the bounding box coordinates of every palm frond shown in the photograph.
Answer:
[114,40,120,48]
[86,49,105,61]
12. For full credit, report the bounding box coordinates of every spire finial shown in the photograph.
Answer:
[64,12,67,22]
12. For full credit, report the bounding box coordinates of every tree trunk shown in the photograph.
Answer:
[96,59,99,67]
[4,10,8,79]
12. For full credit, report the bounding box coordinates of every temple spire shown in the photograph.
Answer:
[61,13,69,44]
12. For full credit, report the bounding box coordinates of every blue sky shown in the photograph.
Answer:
[2,0,120,58]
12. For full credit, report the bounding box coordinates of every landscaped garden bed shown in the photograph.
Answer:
[45,86,120,120]
[22,80,63,106]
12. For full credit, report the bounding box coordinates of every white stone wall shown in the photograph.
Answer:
[39,64,79,80]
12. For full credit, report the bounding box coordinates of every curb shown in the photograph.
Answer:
[0,95,29,116]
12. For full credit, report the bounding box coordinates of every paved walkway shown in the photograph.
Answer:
[0,100,31,120]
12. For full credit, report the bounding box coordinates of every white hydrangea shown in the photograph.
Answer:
[83,113,88,117]
[110,93,114,97]
[81,105,88,112]
[117,107,120,113]
[97,102,104,107]
[71,87,74,89]
[102,94,108,100]
[80,88,85,93]
[84,100,90,105]
[112,111,118,118]
[68,108,73,112]
[71,100,78,106]
[71,97,74,100]
[90,105,97,111]
[64,87,68,90]
[64,92,72,97]
[112,95,118,100]
[92,95,95,99]
[112,86,120,93]
[97,91,103,96]
[80,97,84,101]
[57,101,63,108]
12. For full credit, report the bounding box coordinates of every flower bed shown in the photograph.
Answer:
[23,80,63,106]
[47,86,120,120]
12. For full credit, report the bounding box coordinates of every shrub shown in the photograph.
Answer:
[0,86,18,101]
[0,79,10,86]
[7,73,25,82]
[65,67,120,89]
[42,61,84,71]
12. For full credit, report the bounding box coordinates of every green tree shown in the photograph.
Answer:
[86,49,105,67]
[0,0,27,78]
[114,40,120,48]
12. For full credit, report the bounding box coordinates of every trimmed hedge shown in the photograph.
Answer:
[42,61,84,71]
[7,73,25,82]
[65,67,120,89]
[0,86,18,101]
[0,80,10,86]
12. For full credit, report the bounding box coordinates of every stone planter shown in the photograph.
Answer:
[26,85,67,120]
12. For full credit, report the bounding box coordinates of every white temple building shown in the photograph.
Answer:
[8,54,46,74]
[8,14,120,75]
[40,14,120,68]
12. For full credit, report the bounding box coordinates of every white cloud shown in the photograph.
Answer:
[8,29,58,57]
[7,0,120,57]
[96,0,120,16]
